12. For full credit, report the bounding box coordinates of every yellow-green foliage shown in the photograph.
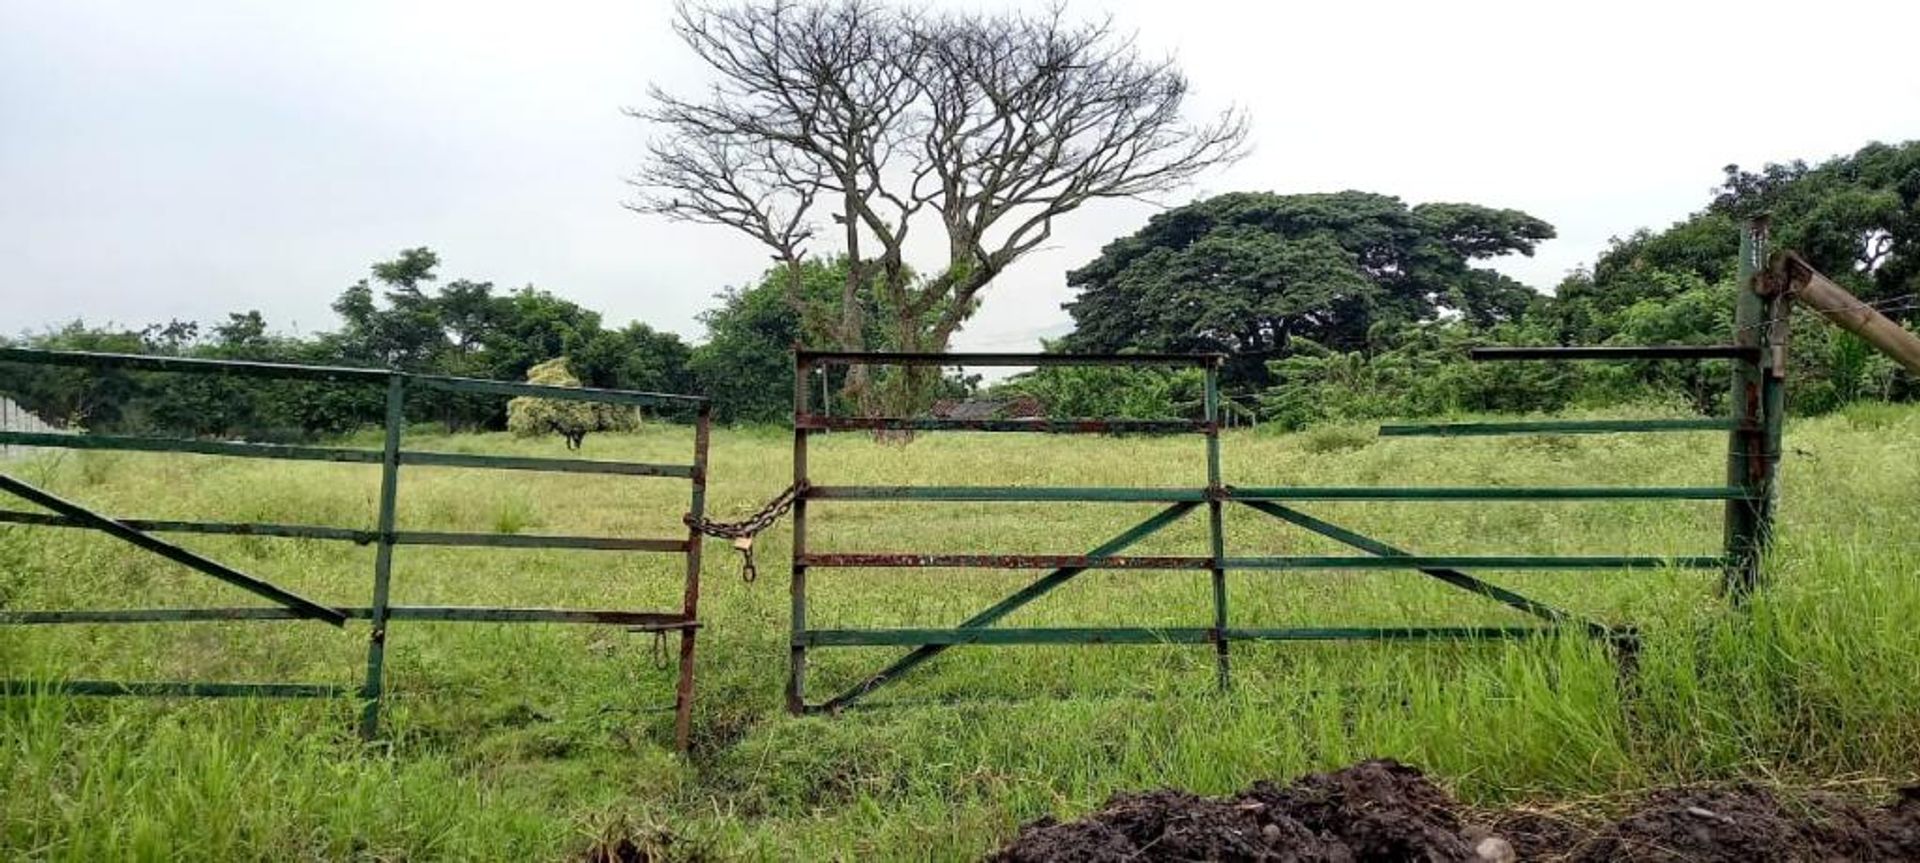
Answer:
[3,404,1920,859]
[505,357,638,447]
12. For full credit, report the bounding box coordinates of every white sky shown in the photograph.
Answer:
[3,0,1917,350]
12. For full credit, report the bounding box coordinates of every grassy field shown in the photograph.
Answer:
[3,403,1919,860]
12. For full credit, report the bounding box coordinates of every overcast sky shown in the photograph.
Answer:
[3,0,1917,350]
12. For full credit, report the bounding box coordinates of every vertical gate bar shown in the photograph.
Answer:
[1723,217,1768,601]
[788,352,811,715]
[672,401,711,752]
[359,373,406,739]
[1203,358,1229,689]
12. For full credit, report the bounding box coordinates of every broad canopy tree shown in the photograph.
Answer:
[1061,191,1554,388]
[630,0,1246,415]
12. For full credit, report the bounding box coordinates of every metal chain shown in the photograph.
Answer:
[684,482,807,583]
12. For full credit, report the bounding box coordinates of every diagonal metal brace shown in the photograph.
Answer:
[1236,500,1613,638]
[813,502,1199,713]
[0,472,347,626]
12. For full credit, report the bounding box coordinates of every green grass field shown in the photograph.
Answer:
[4,404,1919,860]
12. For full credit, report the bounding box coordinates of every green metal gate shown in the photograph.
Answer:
[785,222,1785,712]
[0,348,711,750]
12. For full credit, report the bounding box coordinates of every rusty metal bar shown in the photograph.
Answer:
[798,553,1213,569]
[1225,486,1750,501]
[788,352,812,714]
[672,402,711,752]
[0,430,383,464]
[3,607,697,626]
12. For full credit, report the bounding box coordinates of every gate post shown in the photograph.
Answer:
[360,373,406,738]
[787,352,811,714]
[1203,358,1230,689]
[1723,216,1788,600]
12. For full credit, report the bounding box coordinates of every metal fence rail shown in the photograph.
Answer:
[786,337,1771,714]
[0,348,711,750]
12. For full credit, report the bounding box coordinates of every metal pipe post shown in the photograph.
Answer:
[359,374,406,739]
[673,402,711,752]
[788,353,811,714]
[1203,360,1229,688]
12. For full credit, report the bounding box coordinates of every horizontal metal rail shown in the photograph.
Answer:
[797,350,1218,367]
[400,451,693,477]
[0,510,374,542]
[803,485,1751,502]
[0,431,383,464]
[0,680,348,698]
[0,347,705,407]
[796,416,1206,434]
[797,553,1722,570]
[800,553,1213,569]
[3,607,696,626]
[804,626,1564,647]
[1225,486,1752,501]
[0,510,685,552]
[1223,555,1724,570]
[1470,345,1759,362]
[0,432,693,477]
[1378,418,1740,437]
[807,486,1208,502]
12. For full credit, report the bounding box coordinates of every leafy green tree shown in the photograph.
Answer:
[1062,191,1553,390]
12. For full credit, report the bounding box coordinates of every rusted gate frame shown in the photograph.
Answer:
[789,345,1764,714]
[0,347,710,750]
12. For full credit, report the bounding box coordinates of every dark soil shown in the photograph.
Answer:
[988,760,1920,862]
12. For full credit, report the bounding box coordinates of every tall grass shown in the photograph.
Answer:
[2,405,1918,859]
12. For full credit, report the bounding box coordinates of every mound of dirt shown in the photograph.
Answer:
[988,760,1920,862]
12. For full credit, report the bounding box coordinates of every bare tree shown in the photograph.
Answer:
[629,0,1247,415]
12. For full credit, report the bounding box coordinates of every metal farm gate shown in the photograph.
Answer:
[0,348,711,750]
[784,226,1786,712]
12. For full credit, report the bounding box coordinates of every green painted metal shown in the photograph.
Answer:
[0,346,393,383]
[807,485,1207,502]
[0,509,375,543]
[1227,486,1751,501]
[1237,500,1600,631]
[797,350,1217,367]
[806,626,1563,647]
[0,509,684,552]
[401,451,694,477]
[0,346,702,407]
[1221,555,1725,570]
[787,344,1737,712]
[1203,361,1230,689]
[0,430,384,464]
[359,374,405,739]
[3,608,322,624]
[1378,418,1738,437]
[391,531,685,552]
[0,473,346,625]
[407,372,701,408]
[797,416,1206,434]
[0,680,348,698]
[809,503,1201,713]
[2,607,697,626]
[0,350,710,750]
